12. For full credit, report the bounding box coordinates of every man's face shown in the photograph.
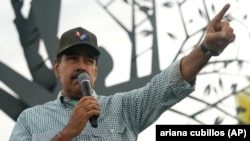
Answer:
[54,46,98,99]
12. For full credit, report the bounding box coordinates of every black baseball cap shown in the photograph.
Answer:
[56,27,100,56]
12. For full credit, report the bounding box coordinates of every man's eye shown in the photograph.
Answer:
[85,58,95,64]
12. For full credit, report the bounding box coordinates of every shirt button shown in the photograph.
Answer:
[110,129,114,133]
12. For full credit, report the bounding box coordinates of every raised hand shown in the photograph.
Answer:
[203,3,236,55]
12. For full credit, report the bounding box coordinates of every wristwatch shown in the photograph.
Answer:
[200,43,221,56]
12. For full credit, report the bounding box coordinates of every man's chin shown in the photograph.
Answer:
[71,93,83,100]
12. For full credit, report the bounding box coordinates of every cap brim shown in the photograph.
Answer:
[57,43,100,56]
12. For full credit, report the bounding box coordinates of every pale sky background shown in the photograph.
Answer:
[1,0,250,140]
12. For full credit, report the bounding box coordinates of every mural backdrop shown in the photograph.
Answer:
[1,0,250,140]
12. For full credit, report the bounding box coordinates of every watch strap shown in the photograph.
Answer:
[200,43,221,56]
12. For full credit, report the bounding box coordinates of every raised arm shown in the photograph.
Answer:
[180,3,236,82]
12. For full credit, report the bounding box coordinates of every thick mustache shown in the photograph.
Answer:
[70,71,84,80]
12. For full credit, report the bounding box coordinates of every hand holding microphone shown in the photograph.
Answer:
[77,72,98,128]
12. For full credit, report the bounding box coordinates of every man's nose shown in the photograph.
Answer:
[76,58,87,72]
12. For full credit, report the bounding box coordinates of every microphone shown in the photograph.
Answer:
[77,72,98,128]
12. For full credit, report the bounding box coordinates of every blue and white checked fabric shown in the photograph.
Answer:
[9,59,195,141]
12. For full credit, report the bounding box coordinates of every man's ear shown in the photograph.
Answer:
[54,60,60,79]
[94,64,98,78]
[96,66,98,77]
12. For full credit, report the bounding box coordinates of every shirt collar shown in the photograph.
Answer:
[58,89,98,106]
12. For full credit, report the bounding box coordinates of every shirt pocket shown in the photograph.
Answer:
[90,123,127,140]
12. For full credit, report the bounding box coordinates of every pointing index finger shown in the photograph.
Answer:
[211,3,230,24]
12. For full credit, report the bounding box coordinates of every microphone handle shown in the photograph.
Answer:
[90,116,98,128]
[82,81,98,128]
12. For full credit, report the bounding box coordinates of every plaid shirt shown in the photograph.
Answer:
[9,59,195,141]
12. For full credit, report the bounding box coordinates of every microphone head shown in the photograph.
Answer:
[77,72,92,96]
[77,72,90,83]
